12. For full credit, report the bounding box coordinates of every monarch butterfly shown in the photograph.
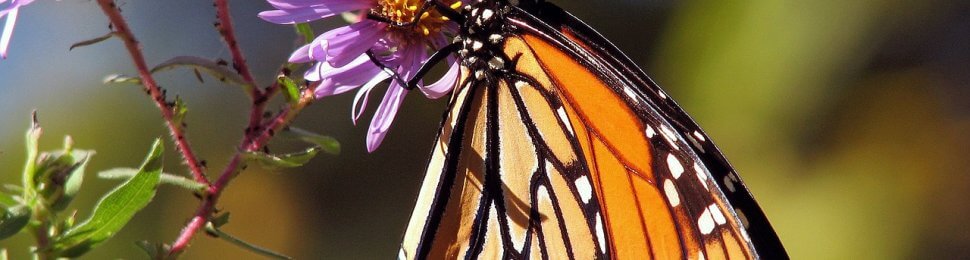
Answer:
[373,0,789,258]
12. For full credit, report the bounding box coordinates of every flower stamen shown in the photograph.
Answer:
[374,0,462,38]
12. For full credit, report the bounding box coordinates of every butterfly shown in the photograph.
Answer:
[380,0,788,259]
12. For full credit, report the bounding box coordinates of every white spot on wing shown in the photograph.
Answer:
[698,207,716,235]
[737,210,750,228]
[488,34,503,44]
[658,90,668,99]
[663,179,680,207]
[575,176,593,204]
[693,131,707,142]
[709,204,727,225]
[724,175,736,192]
[667,154,684,179]
[480,9,494,20]
[698,251,706,260]
[659,125,679,150]
[685,133,706,153]
[595,214,607,252]
[556,107,575,136]
[694,163,709,190]
[740,225,753,242]
[645,125,656,138]
[398,247,406,260]
[623,87,638,101]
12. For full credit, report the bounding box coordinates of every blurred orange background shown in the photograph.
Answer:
[0,0,967,259]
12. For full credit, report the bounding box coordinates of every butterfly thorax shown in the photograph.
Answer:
[455,1,519,85]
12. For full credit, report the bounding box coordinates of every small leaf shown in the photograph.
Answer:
[60,210,78,231]
[98,168,205,192]
[48,149,93,212]
[243,146,322,169]
[283,127,340,155]
[23,112,42,194]
[69,32,118,50]
[210,212,230,228]
[52,139,164,257]
[151,56,248,87]
[278,75,300,105]
[171,96,188,130]
[205,222,292,259]
[0,205,31,240]
[102,74,142,85]
[29,134,95,212]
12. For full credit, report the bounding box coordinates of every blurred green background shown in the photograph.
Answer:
[1,0,968,259]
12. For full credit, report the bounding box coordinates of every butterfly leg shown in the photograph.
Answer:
[364,43,462,91]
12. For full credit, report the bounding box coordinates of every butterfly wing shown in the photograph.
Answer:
[400,2,786,259]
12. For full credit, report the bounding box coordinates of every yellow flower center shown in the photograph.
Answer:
[374,0,463,40]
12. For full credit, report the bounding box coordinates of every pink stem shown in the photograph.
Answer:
[98,0,319,255]
[95,0,210,186]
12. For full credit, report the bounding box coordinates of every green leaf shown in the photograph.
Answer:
[69,32,118,51]
[98,168,205,192]
[0,205,31,240]
[102,74,142,85]
[278,75,300,105]
[23,112,42,199]
[151,56,248,87]
[205,222,292,260]
[49,146,94,212]
[283,127,340,155]
[29,134,95,212]
[52,139,164,257]
[243,146,322,170]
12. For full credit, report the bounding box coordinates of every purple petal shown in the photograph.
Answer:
[307,25,353,61]
[325,20,386,67]
[363,44,428,152]
[365,80,408,152]
[313,54,384,96]
[266,0,369,10]
[259,0,372,24]
[351,72,391,124]
[303,61,324,81]
[420,57,460,99]
[287,42,313,63]
[0,7,19,59]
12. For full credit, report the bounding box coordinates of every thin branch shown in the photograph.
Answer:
[168,82,318,256]
[99,0,319,255]
[214,0,275,161]
[214,0,258,91]
[95,0,210,186]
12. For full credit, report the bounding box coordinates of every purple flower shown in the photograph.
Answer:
[1,0,35,59]
[260,0,464,152]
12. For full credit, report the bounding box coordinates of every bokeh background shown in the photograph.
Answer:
[1,0,968,259]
